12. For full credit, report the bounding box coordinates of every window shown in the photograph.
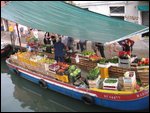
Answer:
[83,8,89,11]
[111,16,124,20]
[110,6,125,13]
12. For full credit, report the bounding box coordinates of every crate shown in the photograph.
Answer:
[137,70,149,86]
[103,78,118,90]
[123,71,136,91]
[61,75,69,83]
[100,67,109,78]
[119,58,131,68]
[88,76,100,88]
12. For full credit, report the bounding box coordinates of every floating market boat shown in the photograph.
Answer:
[6,52,149,111]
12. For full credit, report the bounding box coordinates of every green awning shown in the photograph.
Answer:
[138,5,149,11]
[1,1,149,44]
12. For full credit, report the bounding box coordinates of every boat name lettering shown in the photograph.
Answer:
[104,94,121,100]
[136,91,149,98]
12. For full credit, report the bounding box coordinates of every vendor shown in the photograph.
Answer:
[54,37,66,62]
[93,42,105,58]
[123,39,134,55]
[43,32,53,53]
[118,39,134,52]
[43,32,51,45]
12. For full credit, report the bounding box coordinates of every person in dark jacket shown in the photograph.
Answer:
[54,38,66,62]
[95,42,105,58]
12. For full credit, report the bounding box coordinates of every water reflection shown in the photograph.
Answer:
[1,59,149,112]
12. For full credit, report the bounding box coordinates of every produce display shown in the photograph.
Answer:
[49,64,60,72]
[99,58,107,64]
[57,62,70,69]
[87,67,100,80]
[10,51,148,92]
[81,50,95,56]
[138,58,149,66]
[132,58,149,66]
[61,65,81,83]
[99,56,119,64]
[89,54,101,61]
[107,56,119,64]
[118,51,130,59]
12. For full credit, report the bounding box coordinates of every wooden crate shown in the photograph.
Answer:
[137,70,149,86]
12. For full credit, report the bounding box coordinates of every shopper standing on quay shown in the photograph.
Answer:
[8,24,15,50]
[92,42,105,58]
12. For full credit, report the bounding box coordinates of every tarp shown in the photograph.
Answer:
[138,5,149,11]
[1,1,149,44]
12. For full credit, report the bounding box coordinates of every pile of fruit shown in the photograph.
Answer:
[56,62,70,75]
[132,58,149,66]
[89,54,101,61]
[36,57,55,64]
[137,58,149,66]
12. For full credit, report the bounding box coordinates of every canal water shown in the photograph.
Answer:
[1,58,149,112]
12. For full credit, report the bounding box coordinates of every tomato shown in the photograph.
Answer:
[138,61,142,66]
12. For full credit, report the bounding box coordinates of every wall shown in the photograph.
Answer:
[124,1,139,24]
[73,1,140,24]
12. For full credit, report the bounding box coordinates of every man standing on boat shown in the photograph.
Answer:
[54,37,66,62]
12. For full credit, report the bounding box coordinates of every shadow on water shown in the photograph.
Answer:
[1,59,149,112]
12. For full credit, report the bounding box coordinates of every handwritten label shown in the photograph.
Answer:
[125,16,138,20]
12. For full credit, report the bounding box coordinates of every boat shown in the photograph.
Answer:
[1,42,13,58]
[6,56,149,111]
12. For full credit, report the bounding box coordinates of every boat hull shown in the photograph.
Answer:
[6,58,149,111]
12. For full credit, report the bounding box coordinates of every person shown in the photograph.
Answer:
[123,39,134,55]
[43,32,51,45]
[8,24,15,50]
[54,37,66,62]
[95,42,105,58]
[79,40,86,52]
[108,42,119,57]
[43,32,53,53]
[118,38,134,52]
[8,24,14,44]
[67,36,74,52]
[51,34,56,45]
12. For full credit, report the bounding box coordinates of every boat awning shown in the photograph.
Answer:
[1,1,149,44]
[138,5,149,11]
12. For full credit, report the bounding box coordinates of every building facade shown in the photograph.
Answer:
[73,1,149,27]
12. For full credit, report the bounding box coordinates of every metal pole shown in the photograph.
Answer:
[16,23,22,52]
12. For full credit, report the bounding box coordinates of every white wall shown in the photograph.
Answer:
[88,5,110,16]
[73,1,140,24]
[124,1,139,24]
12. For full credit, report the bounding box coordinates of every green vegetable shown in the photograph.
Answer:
[87,67,100,80]
[81,50,95,56]
[105,79,117,83]
[99,58,107,64]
